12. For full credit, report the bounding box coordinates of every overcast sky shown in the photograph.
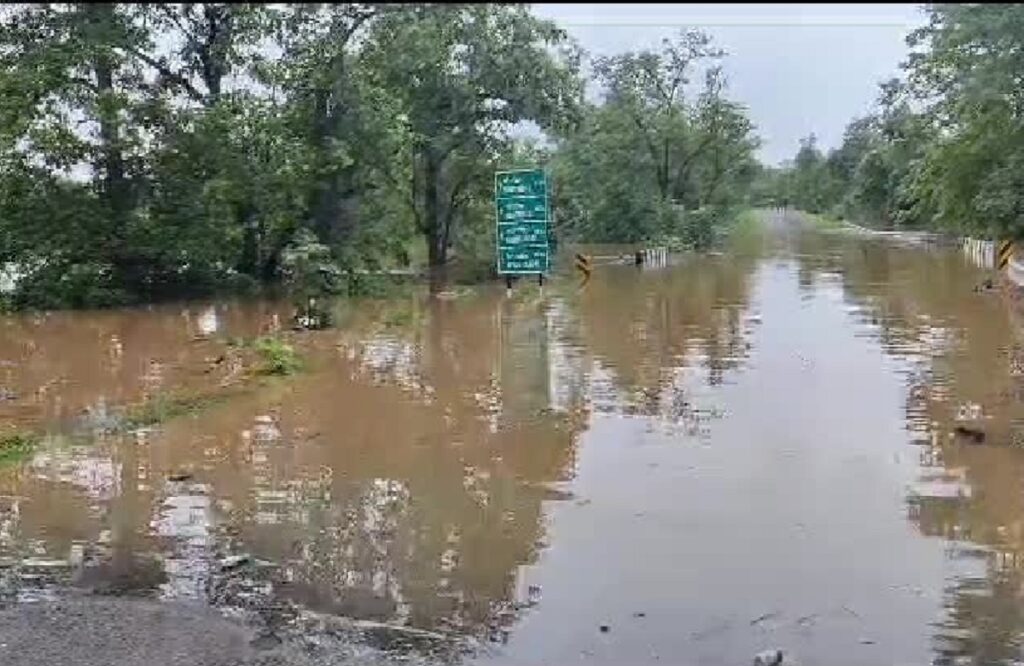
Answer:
[530,3,926,165]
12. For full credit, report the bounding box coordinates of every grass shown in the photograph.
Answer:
[730,209,763,240]
[381,306,418,329]
[801,211,845,230]
[254,335,303,376]
[0,432,41,466]
[121,392,224,430]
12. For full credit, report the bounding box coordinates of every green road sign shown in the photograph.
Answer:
[496,168,549,275]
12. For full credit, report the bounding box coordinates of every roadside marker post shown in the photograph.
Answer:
[1000,240,1014,270]
[575,253,593,285]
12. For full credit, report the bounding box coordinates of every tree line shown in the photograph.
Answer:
[760,4,1024,241]
[0,3,759,310]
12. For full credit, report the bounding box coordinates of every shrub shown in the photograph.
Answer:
[254,336,302,375]
[0,432,40,466]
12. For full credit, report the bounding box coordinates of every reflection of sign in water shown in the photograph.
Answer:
[499,303,551,422]
[496,169,549,275]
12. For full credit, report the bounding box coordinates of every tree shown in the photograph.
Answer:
[553,30,758,247]
[360,4,582,274]
[0,3,153,303]
[901,4,1024,237]
[593,30,723,205]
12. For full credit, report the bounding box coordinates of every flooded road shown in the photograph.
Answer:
[2,211,1024,665]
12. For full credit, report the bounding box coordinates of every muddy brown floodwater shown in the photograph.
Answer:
[2,210,1024,665]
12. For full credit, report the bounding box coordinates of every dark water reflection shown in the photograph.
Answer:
[1,212,1024,664]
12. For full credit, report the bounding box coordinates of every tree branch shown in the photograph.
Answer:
[123,47,205,103]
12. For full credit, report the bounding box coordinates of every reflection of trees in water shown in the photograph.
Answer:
[559,255,757,438]
[0,291,591,646]
[932,571,1024,666]
[796,233,1024,664]
[0,301,288,429]
[311,295,588,636]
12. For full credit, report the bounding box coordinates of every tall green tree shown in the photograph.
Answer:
[360,4,582,272]
[0,3,153,304]
[902,3,1024,238]
[553,30,758,247]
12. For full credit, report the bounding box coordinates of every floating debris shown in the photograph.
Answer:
[750,611,780,626]
[219,554,251,571]
[952,426,985,444]
[753,649,784,665]
[68,544,84,568]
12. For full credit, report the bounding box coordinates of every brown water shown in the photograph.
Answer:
[2,211,1024,665]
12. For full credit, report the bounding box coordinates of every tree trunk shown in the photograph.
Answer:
[200,4,230,103]
[88,4,133,281]
[92,45,127,223]
[420,148,450,293]
[422,148,447,267]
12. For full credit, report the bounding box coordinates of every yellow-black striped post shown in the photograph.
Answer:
[574,253,592,283]
[1000,240,1015,270]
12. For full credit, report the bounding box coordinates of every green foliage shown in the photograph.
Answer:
[254,336,302,376]
[551,31,758,249]
[361,4,582,269]
[801,211,844,230]
[0,432,40,467]
[729,209,762,238]
[774,4,1024,238]
[0,5,762,308]
[0,4,591,307]
[122,392,219,430]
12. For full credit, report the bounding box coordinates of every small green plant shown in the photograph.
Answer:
[122,393,210,430]
[0,432,40,466]
[727,209,764,243]
[802,211,844,230]
[254,336,302,376]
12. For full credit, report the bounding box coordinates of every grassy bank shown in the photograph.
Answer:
[800,211,846,230]
[730,209,763,240]
[0,432,40,467]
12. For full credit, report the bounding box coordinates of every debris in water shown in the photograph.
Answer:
[952,426,985,444]
[955,403,983,421]
[860,638,876,645]
[750,611,780,626]
[219,554,251,571]
[203,355,226,374]
[795,614,817,627]
[753,649,784,665]
[251,633,282,650]
[599,624,610,633]
[21,558,70,569]
[633,611,646,618]
[350,619,449,640]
